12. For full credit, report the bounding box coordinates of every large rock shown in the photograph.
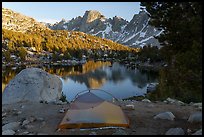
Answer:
[142,98,151,103]
[2,129,16,135]
[2,122,20,131]
[2,68,62,104]
[191,102,202,108]
[192,129,202,135]
[188,112,202,123]
[154,111,175,121]
[165,97,185,105]
[165,128,185,135]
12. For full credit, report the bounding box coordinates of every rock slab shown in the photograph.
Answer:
[2,129,16,135]
[2,122,20,131]
[2,68,62,104]
[192,129,202,135]
[165,128,185,135]
[154,111,175,121]
[188,112,202,123]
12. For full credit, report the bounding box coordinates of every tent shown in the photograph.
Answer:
[58,90,130,129]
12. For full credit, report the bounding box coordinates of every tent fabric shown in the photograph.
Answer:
[58,91,130,129]
[69,92,105,109]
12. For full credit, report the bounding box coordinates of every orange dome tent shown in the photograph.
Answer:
[58,89,130,129]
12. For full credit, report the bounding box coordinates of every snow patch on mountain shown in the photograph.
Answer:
[140,31,146,38]
[45,10,162,48]
[104,23,112,34]
[63,25,67,29]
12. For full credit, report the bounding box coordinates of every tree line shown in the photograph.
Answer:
[2,28,139,61]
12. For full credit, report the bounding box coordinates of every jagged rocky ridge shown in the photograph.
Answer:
[45,10,163,48]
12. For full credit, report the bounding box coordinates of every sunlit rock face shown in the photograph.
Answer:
[83,10,103,23]
[2,68,62,104]
[2,8,49,33]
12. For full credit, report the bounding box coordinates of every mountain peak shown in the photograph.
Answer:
[113,16,122,19]
[83,10,104,23]
[112,16,127,22]
[85,10,101,15]
[61,18,66,22]
[2,7,49,32]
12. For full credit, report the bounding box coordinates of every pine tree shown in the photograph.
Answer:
[141,2,202,103]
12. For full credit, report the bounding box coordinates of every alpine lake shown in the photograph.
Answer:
[2,60,159,102]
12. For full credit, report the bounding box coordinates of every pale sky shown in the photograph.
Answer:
[2,2,141,24]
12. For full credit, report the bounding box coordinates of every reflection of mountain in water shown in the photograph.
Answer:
[2,66,26,91]
[44,61,111,77]
[67,62,158,89]
[2,61,158,92]
[126,69,157,88]
[109,64,126,84]
[69,69,108,89]
[2,61,112,91]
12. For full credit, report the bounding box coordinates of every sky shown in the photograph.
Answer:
[2,2,141,24]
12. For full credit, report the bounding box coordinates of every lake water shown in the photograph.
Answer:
[2,60,159,102]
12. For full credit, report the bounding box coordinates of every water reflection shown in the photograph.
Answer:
[62,62,158,101]
[2,66,26,92]
[2,61,158,101]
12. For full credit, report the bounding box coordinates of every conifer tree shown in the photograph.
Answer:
[141,2,202,103]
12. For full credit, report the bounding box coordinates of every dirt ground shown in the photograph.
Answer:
[2,100,202,135]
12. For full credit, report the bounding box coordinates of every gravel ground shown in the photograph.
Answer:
[2,100,202,135]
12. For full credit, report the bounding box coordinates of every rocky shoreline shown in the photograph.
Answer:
[2,98,202,135]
